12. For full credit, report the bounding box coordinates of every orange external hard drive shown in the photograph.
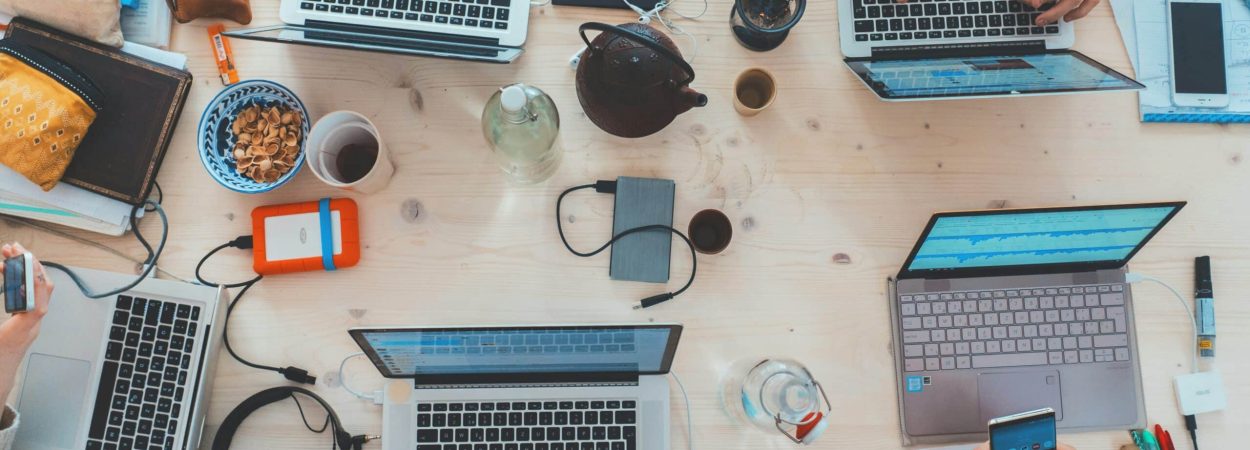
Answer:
[251,198,360,275]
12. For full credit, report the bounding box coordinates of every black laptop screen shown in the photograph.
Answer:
[899,203,1185,278]
[352,325,681,378]
[846,51,1143,100]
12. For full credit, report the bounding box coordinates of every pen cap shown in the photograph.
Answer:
[1195,256,1212,295]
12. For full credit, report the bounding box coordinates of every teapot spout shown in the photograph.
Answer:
[677,87,708,113]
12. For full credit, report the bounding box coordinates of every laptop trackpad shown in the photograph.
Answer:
[16,354,92,449]
[977,371,1063,423]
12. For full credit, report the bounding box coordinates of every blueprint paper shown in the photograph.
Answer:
[1134,0,1250,122]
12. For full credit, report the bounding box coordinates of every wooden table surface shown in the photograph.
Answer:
[4,0,1248,448]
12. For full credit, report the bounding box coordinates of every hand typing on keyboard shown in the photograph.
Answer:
[889,0,1100,26]
[0,243,55,409]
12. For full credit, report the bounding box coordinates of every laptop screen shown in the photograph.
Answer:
[846,51,1143,100]
[351,325,682,379]
[899,203,1185,278]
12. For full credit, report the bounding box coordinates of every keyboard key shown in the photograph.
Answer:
[972,352,1047,369]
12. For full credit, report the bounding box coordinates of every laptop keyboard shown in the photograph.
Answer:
[300,0,513,31]
[416,400,639,450]
[86,295,201,450]
[851,0,1062,43]
[900,284,1131,372]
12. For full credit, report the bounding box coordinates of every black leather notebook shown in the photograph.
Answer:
[4,18,192,206]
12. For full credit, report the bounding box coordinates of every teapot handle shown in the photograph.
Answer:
[578,22,696,86]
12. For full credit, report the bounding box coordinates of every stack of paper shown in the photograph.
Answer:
[1112,0,1250,123]
[120,0,173,49]
[0,42,185,235]
[0,165,142,236]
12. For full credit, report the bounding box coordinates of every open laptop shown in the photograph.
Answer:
[225,0,530,63]
[14,265,226,450]
[350,324,682,450]
[838,0,1144,101]
[887,202,1186,445]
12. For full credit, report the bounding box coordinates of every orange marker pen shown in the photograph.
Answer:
[207,24,239,85]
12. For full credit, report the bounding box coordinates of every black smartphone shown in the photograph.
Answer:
[3,253,36,314]
[989,408,1057,450]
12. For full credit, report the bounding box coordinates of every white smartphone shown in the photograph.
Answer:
[988,408,1057,450]
[1167,0,1230,108]
[3,253,35,314]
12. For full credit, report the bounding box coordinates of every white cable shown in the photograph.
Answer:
[530,0,550,7]
[1127,273,1199,373]
[339,352,384,404]
[622,0,707,62]
[668,371,694,450]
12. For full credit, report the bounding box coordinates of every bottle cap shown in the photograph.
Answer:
[500,85,528,114]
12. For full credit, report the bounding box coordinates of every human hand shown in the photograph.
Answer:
[0,242,54,402]
[974,443,1077,450]
[890,0,1100,26]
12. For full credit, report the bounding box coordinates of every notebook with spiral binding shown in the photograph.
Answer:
[4,18,192,205]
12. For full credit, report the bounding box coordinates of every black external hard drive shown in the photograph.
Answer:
[609,176,675,283]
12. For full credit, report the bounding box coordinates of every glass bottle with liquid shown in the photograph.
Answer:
[482,84,561,184]
[721,358,831,444]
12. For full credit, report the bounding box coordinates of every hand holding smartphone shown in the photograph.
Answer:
[1168,0,1231,108]
[3,252,36,314]
[989,408,1058,450]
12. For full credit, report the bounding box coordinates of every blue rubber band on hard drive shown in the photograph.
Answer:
[319,197,336,271]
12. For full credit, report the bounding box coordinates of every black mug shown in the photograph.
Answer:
[688,209,733,255]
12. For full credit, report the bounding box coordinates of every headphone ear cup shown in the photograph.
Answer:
[795,412,828,445]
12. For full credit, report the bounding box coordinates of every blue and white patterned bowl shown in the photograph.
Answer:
[197,80,310,194]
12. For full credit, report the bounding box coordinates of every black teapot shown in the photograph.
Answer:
[575,22,708,138]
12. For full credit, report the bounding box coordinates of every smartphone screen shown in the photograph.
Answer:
[3,255,28,313]
[990,411,1057,450]
[1171,2,1227,95]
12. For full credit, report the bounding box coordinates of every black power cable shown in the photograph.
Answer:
[43,199,168,299]
[556,181,697,309]
[195,236,316,385]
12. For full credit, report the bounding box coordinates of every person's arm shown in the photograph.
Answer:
[0,243,56,450]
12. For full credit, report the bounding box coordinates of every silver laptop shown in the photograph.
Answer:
[14,266,226,450]
[837,0,1143,101]
[887,202,1186,445]
[350,324,682,450]
[225,0,530,63]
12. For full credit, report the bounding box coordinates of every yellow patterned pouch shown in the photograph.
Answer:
[0,42,102,191]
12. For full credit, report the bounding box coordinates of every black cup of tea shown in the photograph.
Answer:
[731,0,806,52]
[688,209,733,255]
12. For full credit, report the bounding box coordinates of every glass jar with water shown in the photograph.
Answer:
[481,83,561,184]
[721,358,831,445]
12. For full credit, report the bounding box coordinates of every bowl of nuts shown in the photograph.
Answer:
[197,80,310,193]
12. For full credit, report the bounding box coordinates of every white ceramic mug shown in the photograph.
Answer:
[305,111,394,194]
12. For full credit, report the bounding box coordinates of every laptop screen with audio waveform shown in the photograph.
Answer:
[907,206,1180,271]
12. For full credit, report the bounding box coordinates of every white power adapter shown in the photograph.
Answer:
[1175,370,1227,415]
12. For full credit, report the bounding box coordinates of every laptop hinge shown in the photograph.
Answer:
[414,372,639,388]
[305,19,503,47]
[870,40,1047,60]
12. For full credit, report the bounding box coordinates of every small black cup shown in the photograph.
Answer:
[688,209,733,255]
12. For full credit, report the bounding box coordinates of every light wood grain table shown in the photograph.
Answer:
[3,1,1248,448]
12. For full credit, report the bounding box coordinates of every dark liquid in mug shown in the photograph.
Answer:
[335,143,378,183]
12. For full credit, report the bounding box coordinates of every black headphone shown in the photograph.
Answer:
[212,386,376,450]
